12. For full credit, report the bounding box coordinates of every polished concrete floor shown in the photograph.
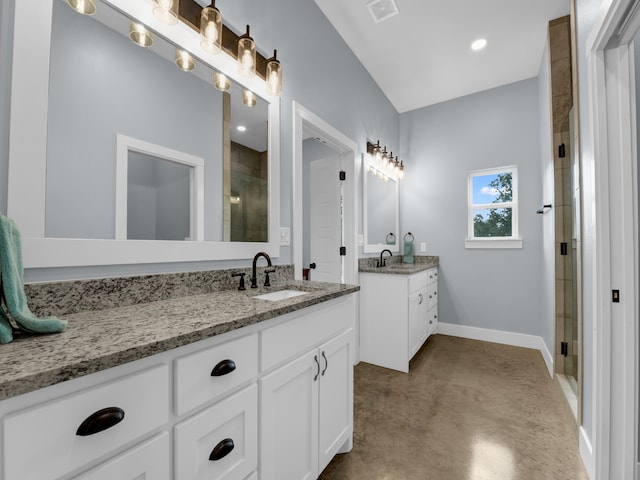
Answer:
[320,334,589,480]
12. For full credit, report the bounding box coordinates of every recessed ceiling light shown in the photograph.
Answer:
[237,125,247,132]
[471,38,487,51]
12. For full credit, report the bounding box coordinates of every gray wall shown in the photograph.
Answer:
[7,0,399,281]
[575,0,601,448]
[46,0,222,240]
[399,78,543,336]
[0,0,14,216]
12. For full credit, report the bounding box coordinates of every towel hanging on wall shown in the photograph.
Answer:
[403,232,414,264]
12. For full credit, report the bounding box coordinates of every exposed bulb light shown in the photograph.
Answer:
[471,38,487,51]
[266,50,282,97]
[66,0,96,15]
[237,25,256,78]
[175,49,195,72]
[242,89,257,107]
[129,22,153,47]
[373,141,382,162]
[237,125,247,132]
[152,0,178,25]
[200,1,222,54]
[213,72,231,91]
[398,161,405,179]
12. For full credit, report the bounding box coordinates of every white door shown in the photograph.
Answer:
[309,157,343,283]
[260,350,319,480]
[318,329,353,474]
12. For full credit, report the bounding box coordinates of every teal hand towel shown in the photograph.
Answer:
[0,215,66,344]
[403,240,414,264]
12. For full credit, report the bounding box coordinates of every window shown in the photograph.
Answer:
[466,166,522,249]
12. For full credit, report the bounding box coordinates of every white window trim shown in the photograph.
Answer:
[115,134,205,242]
[466,165,521,249]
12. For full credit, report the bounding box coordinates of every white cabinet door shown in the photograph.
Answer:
[408,288,428,358]
[318,329,353,474]
[73,433,170,480]
[260,349,319,480]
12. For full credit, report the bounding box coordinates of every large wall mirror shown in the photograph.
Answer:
[362,153,399,254]
[7,0,280,268]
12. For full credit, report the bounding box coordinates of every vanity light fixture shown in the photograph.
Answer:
[66,0,96,15]
[266,50,282,97]
[242,89,257,107]
[237,25,256,78]
[200,1,222,54]
[366,141,406,180]
[213,72,231,91]
[175,49,195,71]
[129,22,154,47]
[153,0,179,25]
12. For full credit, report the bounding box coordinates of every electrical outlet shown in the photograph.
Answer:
[280,227,290,246]
[420,242,426,252]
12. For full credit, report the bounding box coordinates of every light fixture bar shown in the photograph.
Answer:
[178,0,270,80]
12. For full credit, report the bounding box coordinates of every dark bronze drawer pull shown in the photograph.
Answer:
[209,438,235,461]
[211,359,236,377]
[76,407,125,436]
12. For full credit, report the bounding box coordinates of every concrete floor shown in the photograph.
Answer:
[320,334,589,480]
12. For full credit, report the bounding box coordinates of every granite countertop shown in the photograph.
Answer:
[0,281,359,401]
[359,255,439,275]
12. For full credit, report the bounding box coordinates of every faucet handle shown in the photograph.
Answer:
[264,268,276,287]
[231,272,246,291]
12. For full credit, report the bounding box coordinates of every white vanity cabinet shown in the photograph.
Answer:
[260,298,355,480]
[360,267,438,373]
[0,293,356,480]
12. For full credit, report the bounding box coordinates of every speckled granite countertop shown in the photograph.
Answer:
[0,280,358,401]
[359,255,438,275]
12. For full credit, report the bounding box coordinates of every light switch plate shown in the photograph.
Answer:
[280,227,290,246]
[420,242,426,252]
[358,234,364,246]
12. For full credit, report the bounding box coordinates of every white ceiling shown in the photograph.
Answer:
[313,0,571,113]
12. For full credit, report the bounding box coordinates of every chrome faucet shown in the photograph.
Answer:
[251,252,274,288]
[377,249,392,268]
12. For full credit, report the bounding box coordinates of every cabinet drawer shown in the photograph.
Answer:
[408,272,428,294]
[175,333,258,415]
[3,365,169,480]
[427,283,438,311]
[427,268,438,285]
[261,295,354,372]
[74,432,170,480]
[175,384,258,480]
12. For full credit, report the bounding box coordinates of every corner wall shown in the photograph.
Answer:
[399,78,544,338]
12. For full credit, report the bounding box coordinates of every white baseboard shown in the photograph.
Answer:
[579,426,595,480]
[436,323,554,377]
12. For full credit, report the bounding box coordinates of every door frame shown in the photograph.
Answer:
[586,0,639,478]
[292,102,358,286]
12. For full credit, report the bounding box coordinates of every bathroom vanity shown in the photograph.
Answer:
[359,257,438,373]
[0,272,357,480]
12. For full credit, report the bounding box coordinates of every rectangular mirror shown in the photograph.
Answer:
[362,153,400,253]
[7,0,280,267]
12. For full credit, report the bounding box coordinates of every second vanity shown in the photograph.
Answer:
[0,268,358,480]
[359,256,439,373]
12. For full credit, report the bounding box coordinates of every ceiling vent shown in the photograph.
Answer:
[366,0,399,24]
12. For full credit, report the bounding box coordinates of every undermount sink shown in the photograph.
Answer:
[253,290,308,301]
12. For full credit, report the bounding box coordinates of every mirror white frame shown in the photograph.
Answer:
[7,0,280,268]
[362,153,399,254]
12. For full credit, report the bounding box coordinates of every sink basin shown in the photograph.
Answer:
[253,290,308,301]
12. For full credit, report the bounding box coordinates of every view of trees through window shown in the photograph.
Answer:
[471,172,513,238]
